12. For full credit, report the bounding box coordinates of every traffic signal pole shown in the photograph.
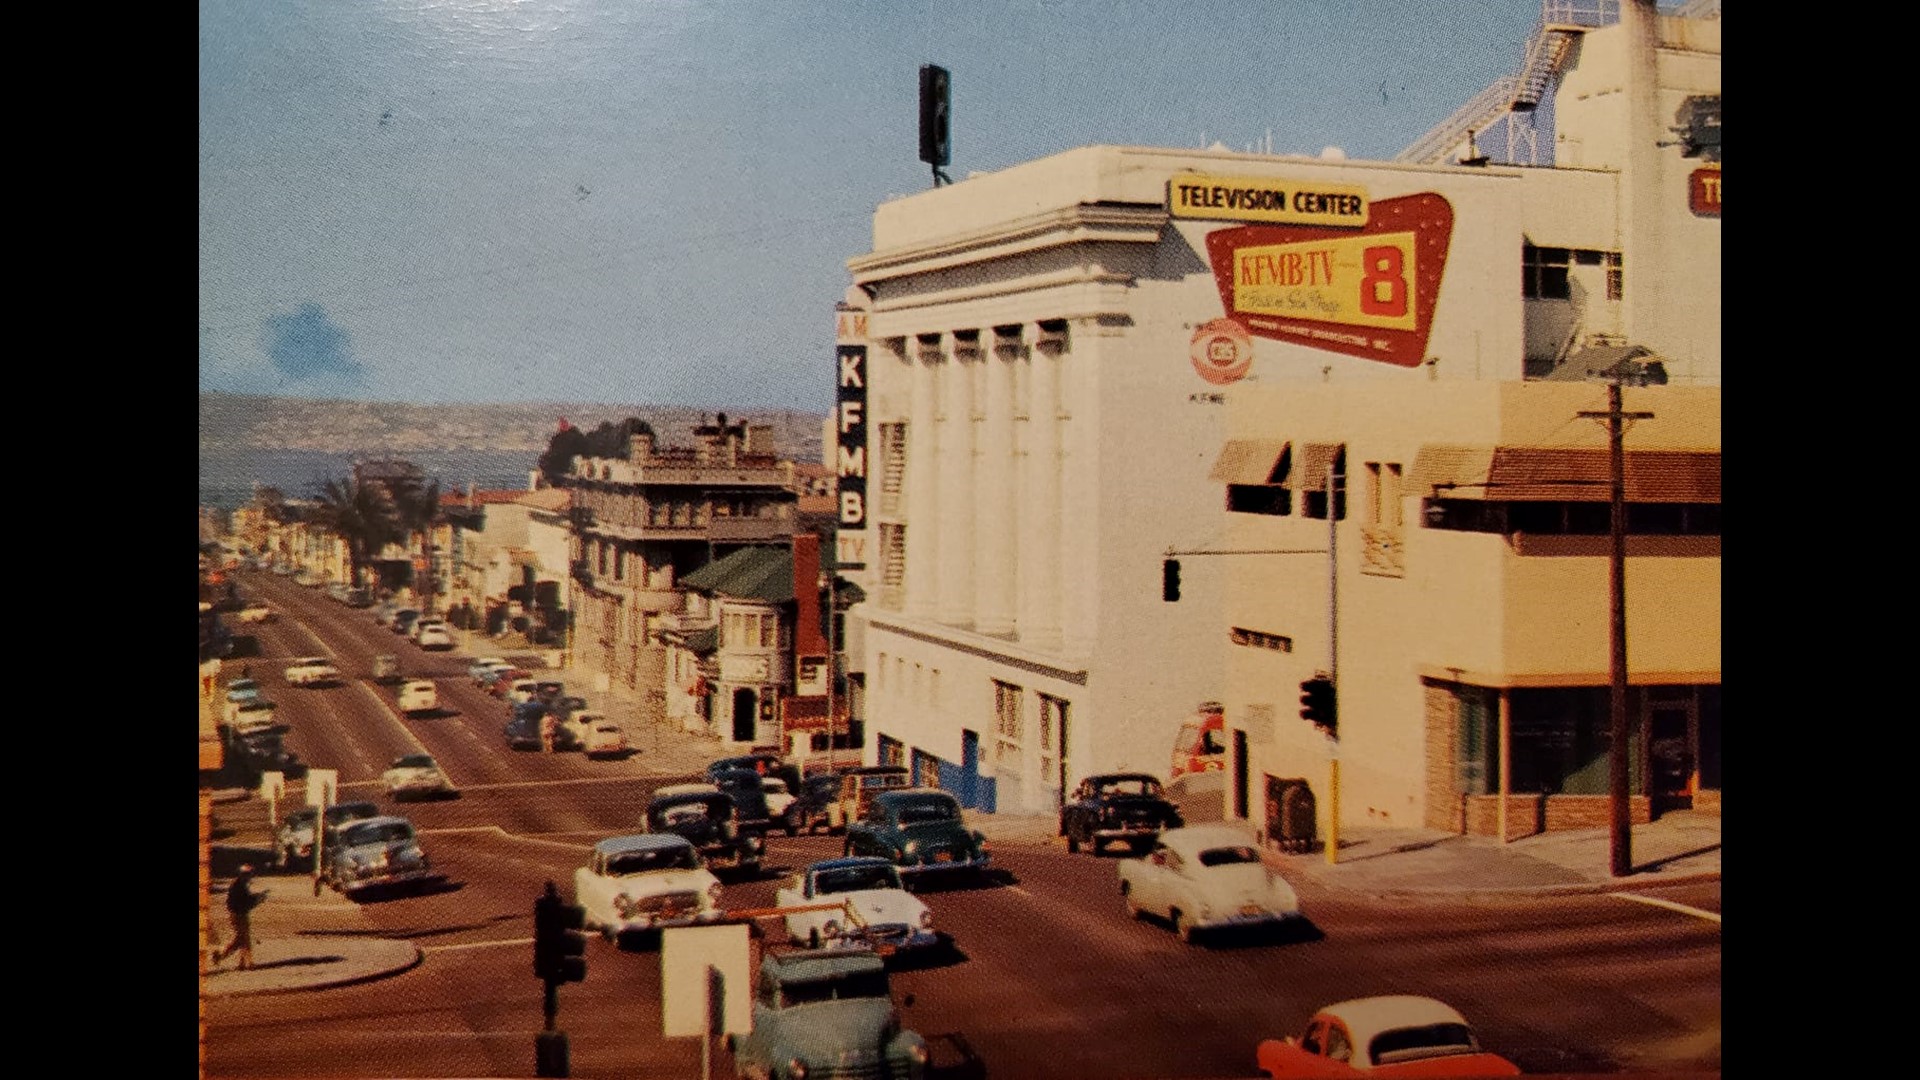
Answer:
[1324,458,1340,866]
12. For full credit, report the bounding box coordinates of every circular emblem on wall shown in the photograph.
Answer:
[1190,317,1253,385]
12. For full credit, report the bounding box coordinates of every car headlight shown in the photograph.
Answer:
[907,1041,930,1065]
[917,910,933,929]
[707,882,723,904]
[903,840,919,855]
[785,1058,809,1080]
[747,835,764,852]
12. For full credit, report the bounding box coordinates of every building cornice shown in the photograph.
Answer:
[848,202,1168,287]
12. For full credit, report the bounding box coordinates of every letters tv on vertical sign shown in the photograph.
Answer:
[835,315,868,570]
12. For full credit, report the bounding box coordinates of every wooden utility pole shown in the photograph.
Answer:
[1580,379,1654,878]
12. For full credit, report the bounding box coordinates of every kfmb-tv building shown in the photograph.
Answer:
[832,0,1719,839]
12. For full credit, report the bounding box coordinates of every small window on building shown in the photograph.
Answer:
[1227,485,1291,515]
[1606,252,1624,301]
[1523,243,1571,300]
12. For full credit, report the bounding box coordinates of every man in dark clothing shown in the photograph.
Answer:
[217,863,266,970]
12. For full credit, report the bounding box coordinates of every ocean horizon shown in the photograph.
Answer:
[199,446,543,511]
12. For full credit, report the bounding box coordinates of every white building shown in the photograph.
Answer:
[837,0,1718,822]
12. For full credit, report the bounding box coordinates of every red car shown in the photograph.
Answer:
[1256,996,1521,1078]
[485,668,530,697]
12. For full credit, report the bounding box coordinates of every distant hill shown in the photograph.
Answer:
[199,392,828,464]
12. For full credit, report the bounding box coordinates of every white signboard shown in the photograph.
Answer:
[661,924,751,1037]
[304,768,338,809]
[259,770,285,802]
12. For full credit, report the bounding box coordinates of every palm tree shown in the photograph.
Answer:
[309,476,401,592]
[389,476,442,614]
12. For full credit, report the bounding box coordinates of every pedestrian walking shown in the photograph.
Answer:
[217,863,267,971]
[540,711,558,754]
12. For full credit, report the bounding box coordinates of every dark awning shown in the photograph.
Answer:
[1410,444,1720,502]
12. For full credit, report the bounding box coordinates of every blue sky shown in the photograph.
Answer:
[199,0,1550,412]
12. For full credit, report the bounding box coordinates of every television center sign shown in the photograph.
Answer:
[1171,174,1455,373]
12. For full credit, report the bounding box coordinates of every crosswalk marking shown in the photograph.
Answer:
[1609,892,1720,924]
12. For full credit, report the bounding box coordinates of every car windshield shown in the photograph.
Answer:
[814,866,902,894]
[655,799,725,826]
[342,822,413,846]
[1095,778,1163,797]
[892,798,959,824]
[607,847,699,874]
[326,804,379,825]
[763,779,789,794]
[778,971,891,1007]
[1197,846,1262,867]
[394,754,435,769]
[1370,1024,1479,1065]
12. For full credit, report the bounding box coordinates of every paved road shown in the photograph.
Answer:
[207,574,1720,1078]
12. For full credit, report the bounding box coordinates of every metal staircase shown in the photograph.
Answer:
[1394,1,1636,165]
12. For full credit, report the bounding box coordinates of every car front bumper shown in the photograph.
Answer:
[1196,907,1304,932]
[1091,824,1165,842]
[338,868,441,894]
[898,853,991,877]
[612,908,724,934]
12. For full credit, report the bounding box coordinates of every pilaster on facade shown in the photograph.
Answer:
[1018,323,1065,653]
[938,331,979,629]
[974,327,1021,637]
[1061,314,1122,658]
[904,335,943,621]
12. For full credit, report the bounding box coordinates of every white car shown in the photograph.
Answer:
[416,623,454,650]
[397,679,438,716]
[284,656,341,687]
[507,679,541,705]
[573,834,724,944]
[776,857,937,955]
[468,657,511,685]
[234,604,276,624]
[655,781,721,798]
[226,699,281,736]
[1117,824,1304,943]
[761,777,795,818]
[382,752,457,800]
[564,712,628,758]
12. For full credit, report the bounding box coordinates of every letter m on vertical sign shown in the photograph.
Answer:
[836,342,868,570]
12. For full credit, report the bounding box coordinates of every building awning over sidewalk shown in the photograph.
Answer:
[1409,445,1720,502]
[1207,439,1288,484]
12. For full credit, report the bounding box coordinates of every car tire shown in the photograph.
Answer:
[807,928,821,949]
[1121,881,1142,920]
[1174,910,1197,944]
[1065,824,1080,854]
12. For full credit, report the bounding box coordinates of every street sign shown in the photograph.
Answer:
[661,924,751,1037]
[259,771,284,802]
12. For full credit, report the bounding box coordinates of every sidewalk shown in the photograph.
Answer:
[962,805,1721,899]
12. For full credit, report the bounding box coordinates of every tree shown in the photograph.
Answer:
[389,475,443,613]
[308,476,401,591]
[538,427,589,485]
[539,417,654,484]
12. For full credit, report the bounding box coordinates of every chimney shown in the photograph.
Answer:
[628,430,654,466]
[696,416,724,463]
[725,423,742,466]
[746,423,774,456]
[792,532,829,656]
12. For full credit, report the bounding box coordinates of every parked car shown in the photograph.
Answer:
[826,765,912,832]
[344,587,375,608]
[372,602,399,627]
[408,617,445,643]
[467,657,510,685]
[284,655,341,688]
[710,768,777,834]
[707,752,803,796]
[760,777,795,819]
[503,702,582,751]
[573,833,724,944]
[396,679,438,716]
[275,800,382,869]
[382,752,457,800]
[323,815,439,896]
[505,678,541,705]
[775,857,938,954]
[224,679,263,706]
[844,789,991,884]
[230,729,301,778]
[784,772,846,836]
[481,666,528,695]
[390,609,421,636]
[372,654,402,684]
[1059,772,1184,854]
[226,699,284,737]
[326,582,351,603]
[643,789,764,878]
[724,948,928,1080]
[580,718,629,758]
[1255,996,1521,1077]
[416,622,454,650]
[234,604,276,624]
[1117,824,1304,944]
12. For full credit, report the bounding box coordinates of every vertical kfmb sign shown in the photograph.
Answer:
[835,303,868,571]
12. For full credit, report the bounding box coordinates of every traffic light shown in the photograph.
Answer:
[1299,675,1336,736]
[1162,558,1181,602]
[534,881,588,985]
[919,64,951,167]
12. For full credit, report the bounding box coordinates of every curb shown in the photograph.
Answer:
[204,940,424,999]
[1311,869,1723,901]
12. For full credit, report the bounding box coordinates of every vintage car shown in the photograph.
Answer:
[323,815,439,896]
[284,655,342,688]
[274,800,380,868]
[642,789,764,877]
[415,622,454,650]
[1118,824,1304,943]
[481,666,528,695]
[562,711,627,757]
[1255,996,1521,1077]
[503,703,582,751]
[844,789,991,883]
[826,765,912,832]
[760,777,795,819]
[226,699,284,737]
[396,679,438,716]
[224,678,263,704]
[776,857,938,954]
[706,752,804,796]
[782,772,846,836]
[229,728,302,778]
[390,609,421,636]
[710,768,777,834]
[467,657,511,685]
[1059,772,1185,854]
[573,833,724,943]
[382,752,457,800]
[724,948,928,1080]
[234,604,276,624]
[506,678,542,705]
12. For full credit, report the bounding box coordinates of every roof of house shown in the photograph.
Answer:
[517,488,570,511]
[679,545,792,602]
[441,488,536,507]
